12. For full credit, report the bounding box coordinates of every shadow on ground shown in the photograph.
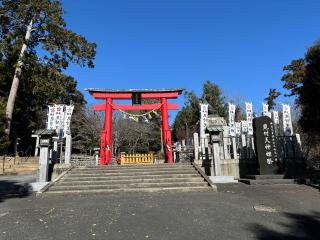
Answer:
[249,212,320,240]
[0,180,32,202]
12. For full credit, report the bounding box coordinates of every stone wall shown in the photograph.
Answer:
[71,155,96,167]
[221,159,240,179]
[194,159,241,179]
[51,163,71,181]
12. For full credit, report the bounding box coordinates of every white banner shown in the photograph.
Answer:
[262,103,271,118]
[200,104,209,140]
[282,104,293,136]
[54,104,64,133]
[241,120,248,133]
[245,102,254,135]
[63,105,74,135]
[247,122,253,135]
[228,103,236,136]
[272,111,280,136]
[46,104,74,137]
[235,122,241,136]
[245,102,253,122]
[47,106,56,130]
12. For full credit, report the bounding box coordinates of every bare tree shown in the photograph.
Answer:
[72,105,103,153]
[112,111,161,154]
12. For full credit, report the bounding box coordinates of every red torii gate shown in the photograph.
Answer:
[87,88,183,166]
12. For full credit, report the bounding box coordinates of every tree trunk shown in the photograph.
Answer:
[5,19,33,135]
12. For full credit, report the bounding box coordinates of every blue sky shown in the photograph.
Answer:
[62,0,320,120]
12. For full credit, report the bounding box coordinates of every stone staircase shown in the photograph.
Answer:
[239,174,296,185]
[45,164,213,194]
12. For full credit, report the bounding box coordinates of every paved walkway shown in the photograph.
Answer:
[0,174,36,183]
[0,183,319,240]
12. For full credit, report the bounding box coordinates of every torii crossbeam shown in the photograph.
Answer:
[87,88,183,165]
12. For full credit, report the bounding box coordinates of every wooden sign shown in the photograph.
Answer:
[132,92,141,105]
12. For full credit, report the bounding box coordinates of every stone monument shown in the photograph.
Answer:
[253,116,279,174]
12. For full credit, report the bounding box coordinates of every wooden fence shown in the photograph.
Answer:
[119,153,154,165]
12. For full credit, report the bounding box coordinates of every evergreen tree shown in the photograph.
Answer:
[234,104,246,122]
[172,91,199,141]
[282,41,320,140]
[172,80,227,142]
[299,42,320,136]
[0,0,96,135]
[264,88,281,111]
[0,97,10,152]
[202,80,227,117]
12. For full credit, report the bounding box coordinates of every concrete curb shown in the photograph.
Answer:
[36,165,74,196]
[191,162,217,191]
[306,183,320,190]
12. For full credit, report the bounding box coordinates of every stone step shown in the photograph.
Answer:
[50,182,208,191]
[67,169,195,177]
[63,173,200,181]
[239,178,296,185]
[44,186,211,194]
[55,177,205,186]
[74,164,191,171]
[246,174,285,180]
[71,166,193,173]
[82,163,189,167]
[45,164,213,194]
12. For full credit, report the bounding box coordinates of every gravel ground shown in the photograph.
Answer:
[0,181,319,240]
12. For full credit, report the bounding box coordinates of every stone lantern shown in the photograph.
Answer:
[36,129,57,182]
[206,116,225,176]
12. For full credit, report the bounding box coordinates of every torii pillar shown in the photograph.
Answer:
[100,97,113,165]
[161,97,173,163]
[87,88,183,166]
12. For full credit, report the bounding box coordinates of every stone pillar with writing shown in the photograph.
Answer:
[223,126,230,159]
[65,133,72,165]
[234,122,241,159]
[52,137,59,163]
[94,148,100,166]
[193,133,199,163]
